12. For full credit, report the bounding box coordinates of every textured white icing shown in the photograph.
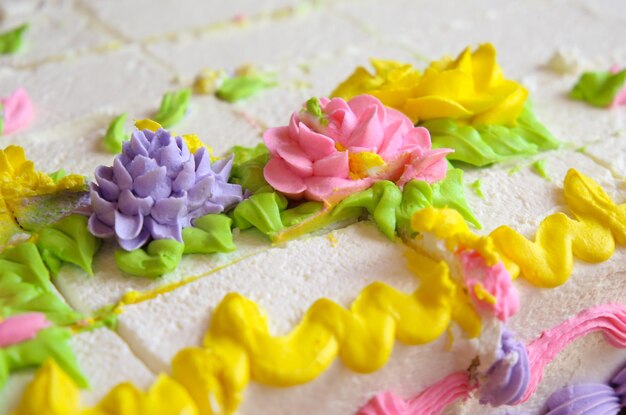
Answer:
[1,0,626,414]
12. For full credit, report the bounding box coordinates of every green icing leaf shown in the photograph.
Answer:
[280,202,324,228]
[115,239,184,278]
[570,69,626,107]
[0,243,79,325]
[182,214,236,254]
[37,215,101,277]
[424,103,560,167]
[48,169,68,183]
[470,179,485,199]
[102,113,129,154]
[0,23,28,55]
[153,88,191,128]
[231,192,288,235]
[229,143,271,194]
[532,159,551,181]
[12,189,89,234]
[217,75,276,103]
[332,181,403,240]
[0,326,87,390]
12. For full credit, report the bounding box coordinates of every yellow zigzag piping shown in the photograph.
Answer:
[13,251,481,415]
[412,169,626,288]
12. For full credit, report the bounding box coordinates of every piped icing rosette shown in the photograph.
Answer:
[479,329,530,407]
[262,94,452,203]
[88,128,243,250]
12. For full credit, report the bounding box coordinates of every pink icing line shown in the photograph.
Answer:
[0,312,51,347]
[357,371,474,415]
[520,303,626,403]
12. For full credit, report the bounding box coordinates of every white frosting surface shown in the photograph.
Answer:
[1,0,626,414]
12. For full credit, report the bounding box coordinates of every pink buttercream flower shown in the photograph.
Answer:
[0,312,51,347]
[0,88,33,135]
[262,95,452,203]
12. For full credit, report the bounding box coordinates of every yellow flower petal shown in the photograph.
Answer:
[403,96,472,122]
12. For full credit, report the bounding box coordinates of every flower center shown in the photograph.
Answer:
[348,151,386,180]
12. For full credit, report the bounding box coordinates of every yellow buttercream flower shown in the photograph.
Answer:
[332,44,528,126]
[0,145,86,246]
[332,58,422,109]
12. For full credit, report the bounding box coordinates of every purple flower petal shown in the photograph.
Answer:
[134,166,171,200]
[211,155,234,182]
[151,194,188,226]
[144,217,182,242]
[94,166,120,201]
[118,189,154,216]
[118,228,151,251]
[126,155,159,180]
[130,130,149,158]
[88,214,115,238]
[90,184,116,225]
[113,157,132,191]
[188,175,215,209]
[172,159,196,193]
[194,147,212,179]
[114,210,144,240]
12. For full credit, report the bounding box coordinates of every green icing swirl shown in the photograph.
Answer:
[153,88,191,128]
[217,75,276,103]
[230,143,272,194]
[570,69,626,107]
[424,103,560,167]
[0,23,28,54]
[182,214,236,254]
[37,215,101,277]
[0,242,79,325]
[115,239,184,278]
[0,326,87,390]
[102,113,129,154]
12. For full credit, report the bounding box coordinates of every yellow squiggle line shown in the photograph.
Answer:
[12,251,481,415]
[412,169,626,288]
[170,250,480,414]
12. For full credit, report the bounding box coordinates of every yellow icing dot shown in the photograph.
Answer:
[134,118,162,132]
[348,151,386,179]
[473,283,497,305]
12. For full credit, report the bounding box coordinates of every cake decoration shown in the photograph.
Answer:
[538,360,626,415]
[88,127,243,251]
[531,159,550,181]
[570,67,626,108]
[0,313,50,347]
[213,65,277,103]
[478,329,530,407]
[102,113,130,154]
[0,23,28,54]
[332,44,559,167]
[262,95,452,203]
[153,89,191,128]
[0,89,33,136]
[358,371,474,415]
[361,303,626,415]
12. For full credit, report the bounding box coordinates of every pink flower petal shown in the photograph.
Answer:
[263,126,291,153]
[397,148,453,186]
[347,103,384,150]
[312,151,349,178]
[276,142,313,177]
[297,122,336,161]
[400,126,432,152]
[263,157,306,198]
[304,176,372,203]
[1,88,33,135]
[0,313,51,347]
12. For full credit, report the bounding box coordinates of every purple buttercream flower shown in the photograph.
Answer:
[88,128,243,250]
[479,329,530,407]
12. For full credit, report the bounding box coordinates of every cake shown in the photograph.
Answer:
[1,1,626,415]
